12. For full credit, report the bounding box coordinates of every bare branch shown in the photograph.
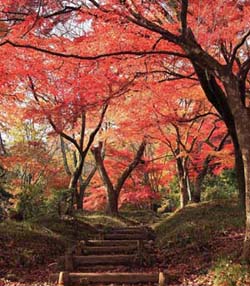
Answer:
[180,0,188,36]
[230,30,250,68]
[44,5,82,18]
[1,40,187,60]
[82,103,109,160]
[177,112,221,123]
[220,41,230,64]
[115,139,147,193]
[60,135,72,176]
[79,111,86,151]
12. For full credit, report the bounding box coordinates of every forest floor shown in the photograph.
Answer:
[0,200,248,286]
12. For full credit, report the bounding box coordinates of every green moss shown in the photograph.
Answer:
[80,213,127,229]
[120,209,160,225]
[153,200,244,249]
[213,258,250,286]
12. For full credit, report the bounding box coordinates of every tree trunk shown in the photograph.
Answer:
[193,178,202,203]
[234,119,250,260]
[177,157,189,208]
[75,167,97,210]
[76,189,85,210]
[67,159,84,214]
[234,143,245,208]
[222,77,250,261]
[106,190,119,216]
[192,63,245,207]
[192,156,211,203]
[241,148,250,261]
[228,122,245,208]
[179,177,189,208]
[92,141,146,216]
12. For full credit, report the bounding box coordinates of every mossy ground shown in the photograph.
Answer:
[0,200,247,285]
[153,200,246,285]
[0,213,127,283]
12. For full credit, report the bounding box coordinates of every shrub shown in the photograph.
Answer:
[46,188,72,216]
[202,169,237,201]
[16,185,47,219]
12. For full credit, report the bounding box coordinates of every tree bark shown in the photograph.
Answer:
[192,63,245,207]
[91,142,118,216]
[91,140,146,216]
[106,190,119,215]
[242,150,250,261]
[220,76,250,260]
[192,157,210,203]
[76,166,97,210]
[176,157,189,208]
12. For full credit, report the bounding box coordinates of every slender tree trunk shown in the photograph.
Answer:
[75,188,85,210]
[177,157,189,208]
[193,180,202,203]
[67,159,84,214]
[75,167,97,210]
[192,157,210,203]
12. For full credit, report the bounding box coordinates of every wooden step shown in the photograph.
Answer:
[109,228,149,234]
[58,254,135,270]
[77,265,127,272]
[86,239,145,246]
[104,233,146,240]
[54,271,163,285]
[82,245,138,255]
[74,254,137,266]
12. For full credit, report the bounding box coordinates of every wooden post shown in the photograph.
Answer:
[74,240,86,255]
[98,232,104,240]
[158,271,165,286]
[58,271,69,286]
[79,240,86,255]
[65,254,74,271]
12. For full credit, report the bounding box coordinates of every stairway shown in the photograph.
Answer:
[51,226,165,286]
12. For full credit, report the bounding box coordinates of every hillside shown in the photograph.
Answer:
[0,200,248,286]
[154,200,246,285]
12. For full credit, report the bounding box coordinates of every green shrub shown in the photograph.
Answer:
[0,186,13,221]
[202,169,237,201]
[46,188,72,216]
[16,185,47,219]
[164,176,180,210]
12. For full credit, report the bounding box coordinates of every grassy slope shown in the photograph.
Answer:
[0,214,127,283]
[153,200,246,285]
[0,200,247,285]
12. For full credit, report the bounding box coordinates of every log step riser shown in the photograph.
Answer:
[55,272,163,285]
[82,246,138,255]
[55,226,162,285]
[103,234,147,240]
[86,240,149,246]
